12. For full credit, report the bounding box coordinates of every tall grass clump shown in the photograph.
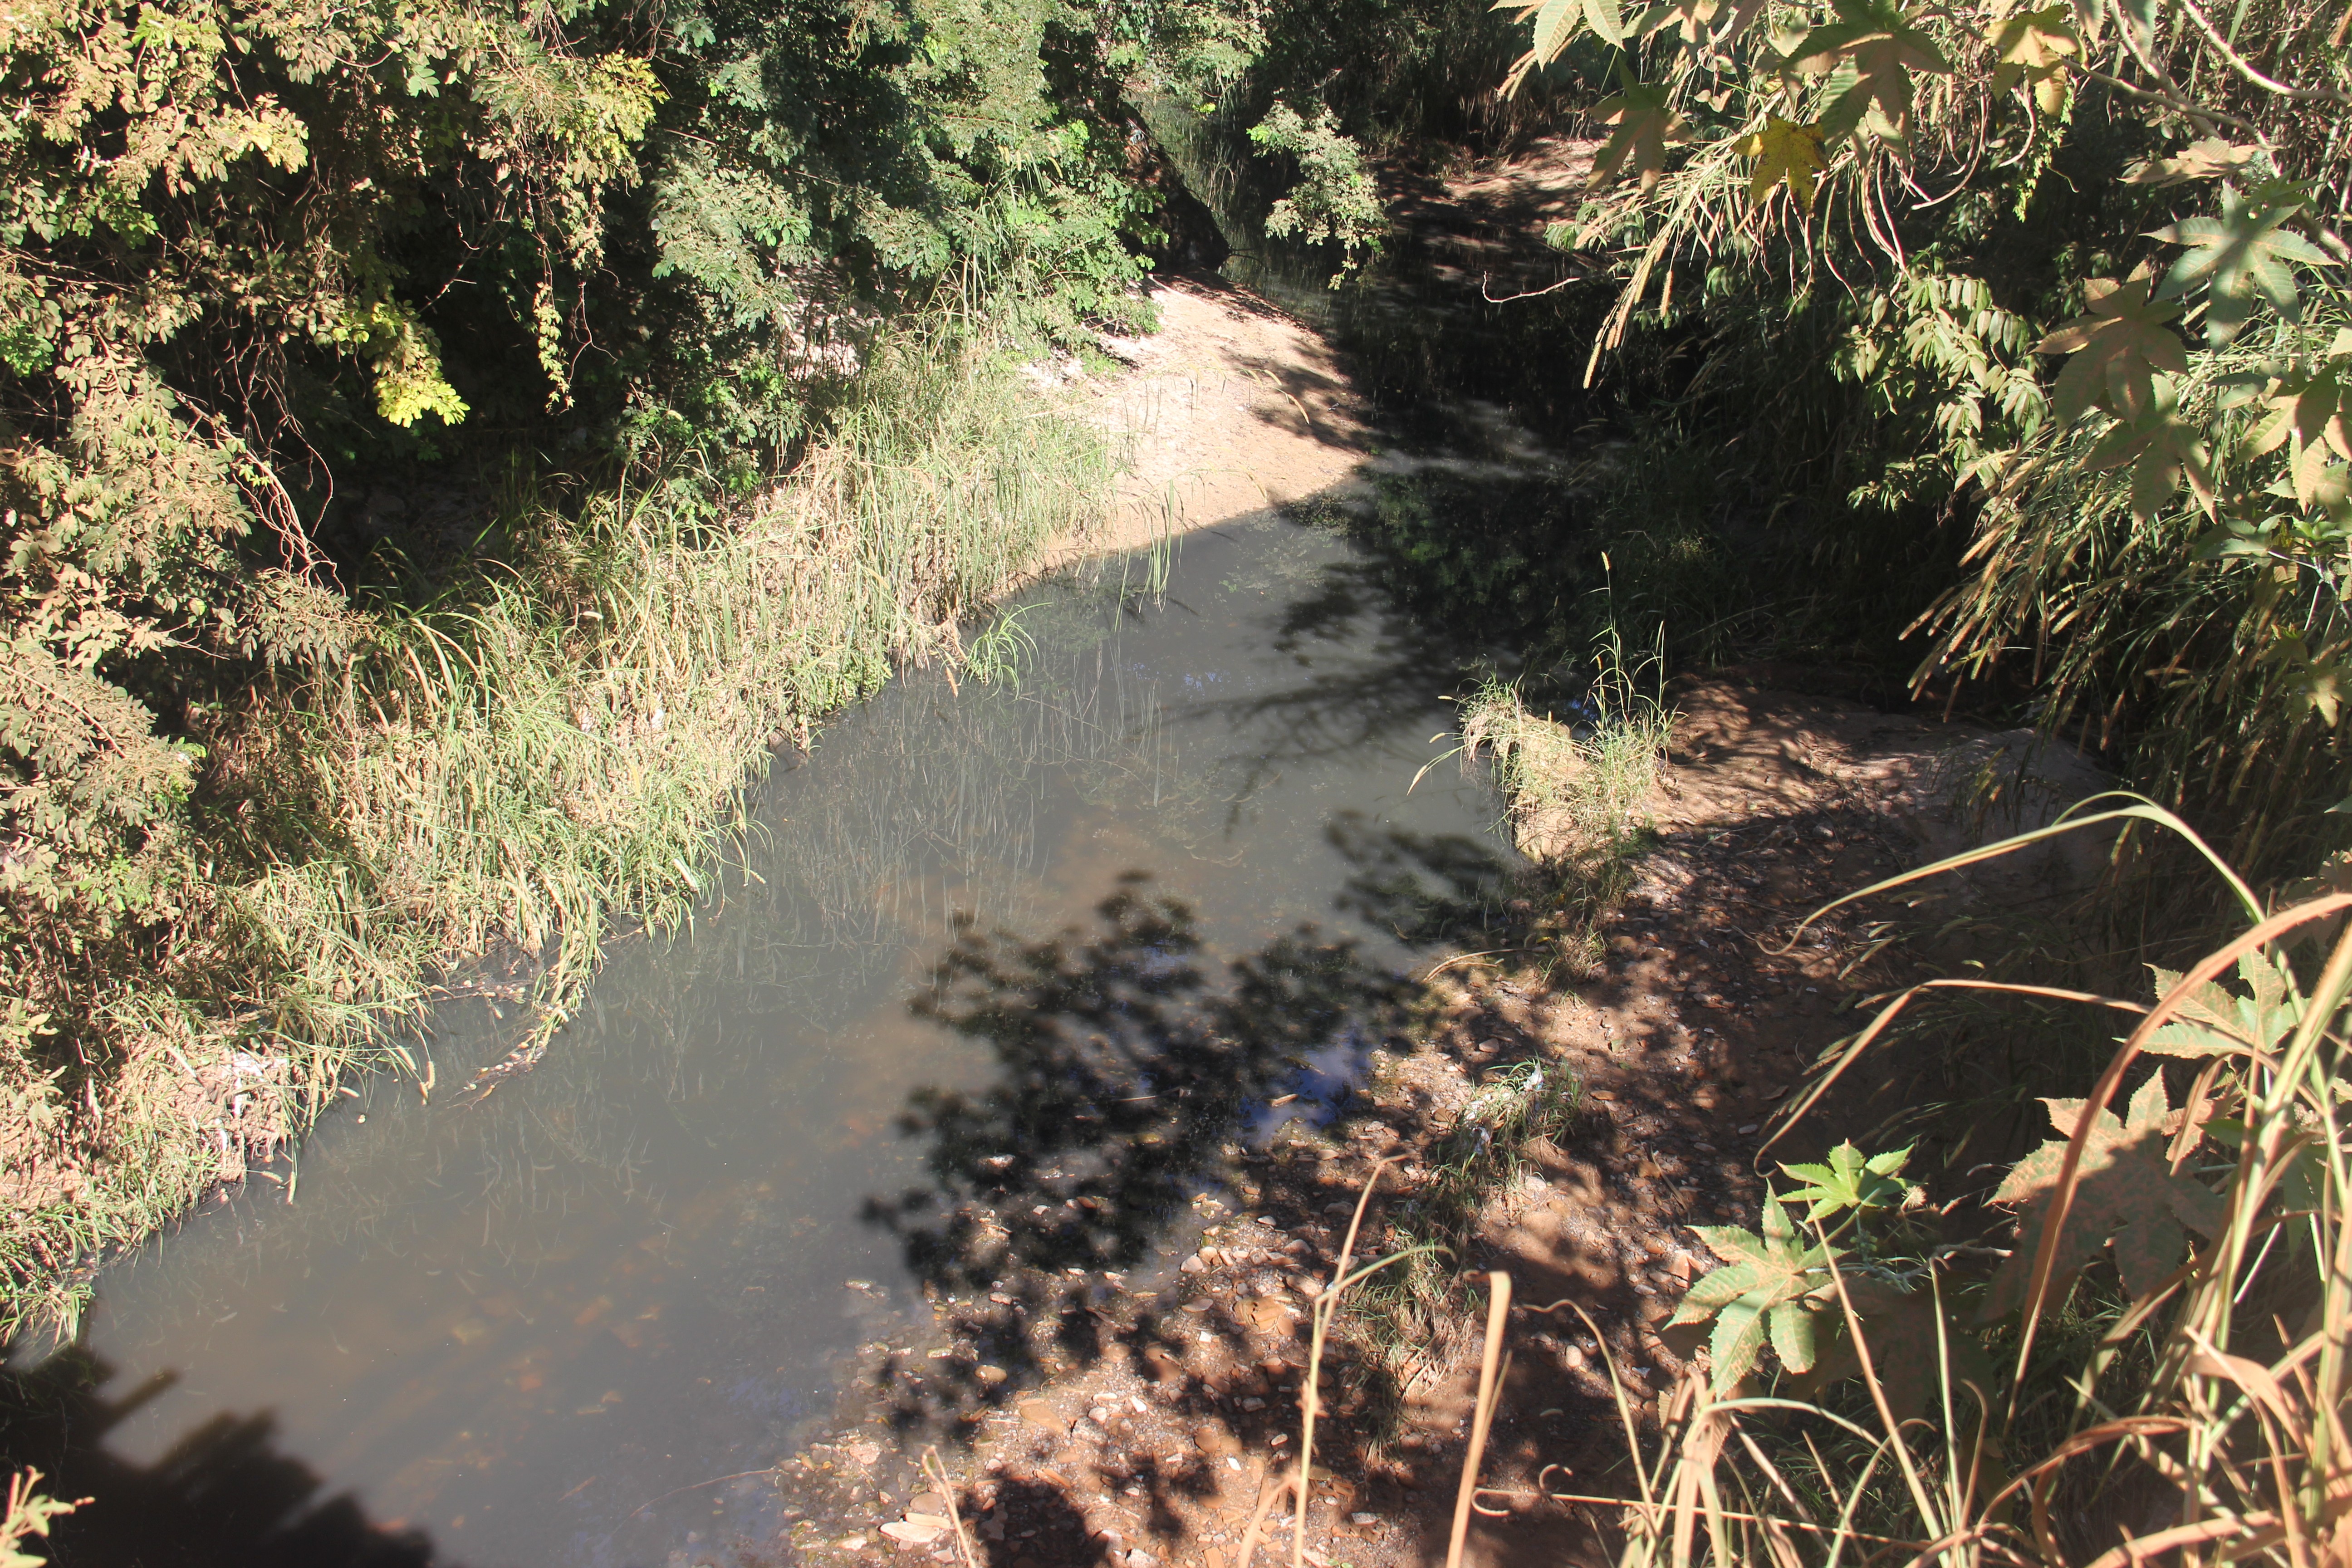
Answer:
[1457,617,1674,911]
[0,332,1115,1338]
[1530,805,2349,1566]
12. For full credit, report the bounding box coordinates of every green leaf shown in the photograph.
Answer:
[1791,0,1952,144]
[1494,0,1624,82]
[2150,186,2339,346]
[1671,1259,1769,1317]
[1709,1299,1771,1387]
[2080,385,2215,521]
[1677,1191,1840,1391]
[1769,1297,1819,1372]
[1588,75,1687,191]
[2036,273,2190,424]
[1780,1140,1912,1221]
[2247,342,2352,508]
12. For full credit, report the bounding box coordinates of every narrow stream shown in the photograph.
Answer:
[28,512,1518,1567]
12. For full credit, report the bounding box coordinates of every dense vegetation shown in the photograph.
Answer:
[7,0,2352,1548]
[0,0,1152,1328]
[1161,0,2352,1558]
[1204,0,2348,882]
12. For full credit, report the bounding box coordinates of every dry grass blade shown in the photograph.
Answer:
[1445,1270,1513,1568]
[2008,892,2352,1399]
[921,1448,978,1568]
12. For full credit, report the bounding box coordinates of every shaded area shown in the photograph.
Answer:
[0,1349,454,1568]
[858,875,1415,1419]
[854,814,1523,1432]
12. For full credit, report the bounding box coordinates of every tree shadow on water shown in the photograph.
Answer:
[858,872,1422,1428]
[860,817,1519,1444]
[0,1348,456,1568]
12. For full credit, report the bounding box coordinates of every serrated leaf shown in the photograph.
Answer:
[2081,387,2215,520]
[2150,186,2340,346]
[1637,0,1723,45]
[2123,138,2260,187]
[1496,0,1623,74]
[1672,1258,1769,1316]
[2146,957,2305,1054]
[1677,1192,1840,1391]
[1710,1299,1770,1387]
[1768,1297,1818,1372]
[1780,1140,1911,1220]
[1989,4,2078,115]
[1691,1223,1771,1263]
[2247,358,2352,508]
[1791,0,1951,144]
[1589,76,1687,191]
[1737,116,1825,208]
[2038,274,2190,423]
[1983,1075,2229,1320]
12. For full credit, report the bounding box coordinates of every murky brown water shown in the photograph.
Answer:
[34,513,1513,1567]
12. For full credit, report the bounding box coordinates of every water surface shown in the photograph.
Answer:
[31,512,1513,1567]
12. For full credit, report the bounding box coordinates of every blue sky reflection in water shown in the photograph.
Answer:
[50,512,1515,1568]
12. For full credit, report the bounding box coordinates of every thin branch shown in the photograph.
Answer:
[1480,270,1583,303]
[2176,0,2352,105]
[2078,69,2276,147]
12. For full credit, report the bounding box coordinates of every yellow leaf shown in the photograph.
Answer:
[1737,116,1824,208]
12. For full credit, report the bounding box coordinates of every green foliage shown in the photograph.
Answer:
[1781,1139,1913,1222]
[1471,0,2352,879]
[0,330,1113,1335]
[0,0,1169,1320]
[1677,1191,1839,1388]
[1247,101,1387,274]
[0,1470,79,1568]
[1604,811,2352,1565]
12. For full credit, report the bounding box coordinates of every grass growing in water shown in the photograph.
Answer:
[0,332,1115,1338]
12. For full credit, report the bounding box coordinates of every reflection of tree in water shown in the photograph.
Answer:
[867,874,1417,1292]
[1327,812,1516,947]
